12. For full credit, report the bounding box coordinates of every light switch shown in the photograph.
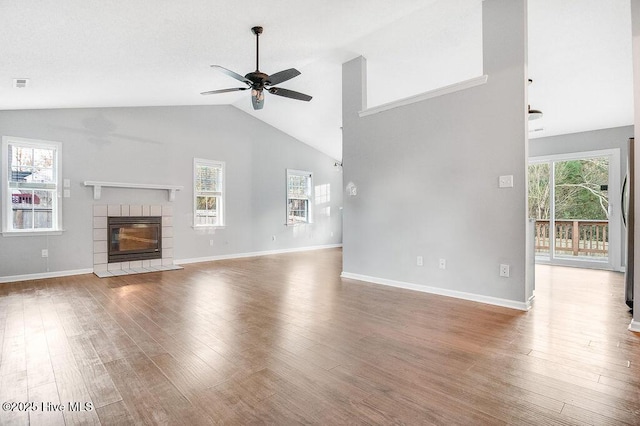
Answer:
[499,175,513,188]
[63,179,71,188]
[63,189,71,198]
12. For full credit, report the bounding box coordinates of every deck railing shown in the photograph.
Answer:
[534,219,608,257]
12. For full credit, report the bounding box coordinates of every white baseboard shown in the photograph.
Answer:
[176,244,343,265]
[629,319,640,333]
[340,272,530,311]
[0,268,94,284]
[0,245,343,284]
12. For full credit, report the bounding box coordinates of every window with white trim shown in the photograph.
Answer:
[2,137,62,234]
[286,169,312,225]
[194,158,225,227]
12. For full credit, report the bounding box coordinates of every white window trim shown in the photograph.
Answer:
[2,136,63,236]
[286,169,313,226]
[193,158,225,229]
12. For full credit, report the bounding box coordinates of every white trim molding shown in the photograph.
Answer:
[1,245,343,282]
[176,244,343,265]
[84,181,184,201]
[359,75,488,117]
[340,271,531,311]
[629,320,640,333]
[0,268,93,284]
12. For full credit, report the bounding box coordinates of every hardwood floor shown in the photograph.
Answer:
[1,248,639,425]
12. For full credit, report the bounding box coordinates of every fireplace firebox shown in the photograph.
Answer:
[108,216,162,263]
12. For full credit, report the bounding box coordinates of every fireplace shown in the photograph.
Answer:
[108,216,162,263]
[93,204,180,278]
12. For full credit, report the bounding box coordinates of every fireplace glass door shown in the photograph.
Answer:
[108,216,162,262]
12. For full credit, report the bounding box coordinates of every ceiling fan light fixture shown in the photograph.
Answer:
[251,89,264,101]
[201,26,312,110]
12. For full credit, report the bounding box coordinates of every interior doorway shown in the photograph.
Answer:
[529,149,621,271]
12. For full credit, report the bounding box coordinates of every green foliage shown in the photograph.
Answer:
[528,163,550,219]
[528,158,609,221]
[196,196,217,211]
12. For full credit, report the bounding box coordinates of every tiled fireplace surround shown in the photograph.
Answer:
[93,204,182,278]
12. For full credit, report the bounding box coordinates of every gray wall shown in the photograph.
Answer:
[0,105,343,279]
[530,126,632,163]
[529,125,634,269]
[342,0,530,305]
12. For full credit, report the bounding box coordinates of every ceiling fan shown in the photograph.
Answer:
[201,26,312,110]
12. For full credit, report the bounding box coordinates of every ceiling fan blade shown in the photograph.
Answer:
[268,87,312,102]
[210,65,252,84]
[200,87,249,95]
[252,90,265,110]
[266,68,301,86]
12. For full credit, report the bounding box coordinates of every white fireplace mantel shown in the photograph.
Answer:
[84,181,184,201]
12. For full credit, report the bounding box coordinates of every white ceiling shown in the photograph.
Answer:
[528,0,634,140]
[0,0,634,160]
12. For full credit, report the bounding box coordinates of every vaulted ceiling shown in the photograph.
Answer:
[0,0,634,160]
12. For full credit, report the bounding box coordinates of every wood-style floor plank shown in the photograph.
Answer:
[0,370,29,425]
[0,248,639,424]
[27,382,64,426]
[94,400,135,426]
[102,356,171,425]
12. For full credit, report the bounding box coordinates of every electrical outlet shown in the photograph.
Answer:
[439,259,446,269]
[209,240,214,246]
[499,264,510,277]
[41,249,48,258]
[416,256,423,266]
[499,175,514,188]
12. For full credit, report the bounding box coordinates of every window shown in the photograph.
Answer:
[2,136,62,234]
[286,169,312,225]
[194,158,225,227]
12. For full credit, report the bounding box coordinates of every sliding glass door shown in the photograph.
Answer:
[529,149,621,270]
[529,162,551,261]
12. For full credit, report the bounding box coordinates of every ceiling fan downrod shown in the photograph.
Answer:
[252,26,263,71]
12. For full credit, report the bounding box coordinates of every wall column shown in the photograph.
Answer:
[630,0,640,332]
